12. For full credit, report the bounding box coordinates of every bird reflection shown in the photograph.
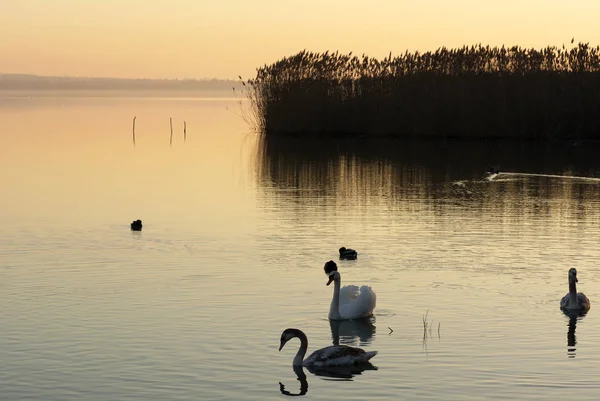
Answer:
[307,362,378,380]
[562,309,588,358]
[279,365,308,397]
[567,316,577,358]
[278,320,377,397]
[279,362,378,396]
[329,316,376,346]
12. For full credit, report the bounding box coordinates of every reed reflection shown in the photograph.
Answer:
[254,135,600,220]
[329,317,376,346]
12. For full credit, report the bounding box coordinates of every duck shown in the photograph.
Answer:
[279,328,377,368]
[560,268,590,314]
[324,260,376,320]
[130,219,143,231]
[339,247,358,260]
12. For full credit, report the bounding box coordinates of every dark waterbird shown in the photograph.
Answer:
[339,247,358,260]
[130,219,143,231]
[560,268,590,316]
[324,260,338,275]
[279,328,377,367]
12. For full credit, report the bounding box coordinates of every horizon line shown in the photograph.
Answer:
[0,72,239,82]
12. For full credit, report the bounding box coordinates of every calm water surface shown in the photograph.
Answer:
[2,91,600,400]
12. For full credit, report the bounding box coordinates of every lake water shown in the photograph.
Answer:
[2,91,600,400]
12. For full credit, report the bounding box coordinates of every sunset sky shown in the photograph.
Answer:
[2,0,599,80]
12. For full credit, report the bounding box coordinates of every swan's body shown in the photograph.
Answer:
[324,261,376,320]
[131,219,143,231]
[560,268,590,314]
[279,328,377,367]
[339,247,358,260]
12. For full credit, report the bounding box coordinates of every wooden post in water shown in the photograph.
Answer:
[184,121,187,141]
[132,116,137,146]
[169,117,173,146]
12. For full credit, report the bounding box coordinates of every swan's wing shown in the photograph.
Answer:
[304,345,377,367]
[340,286,376,319]
[560,293,591,312]
[307,362,378,379]
[340,285,360,302]
[578,293,591,309]
[560,293,569,308]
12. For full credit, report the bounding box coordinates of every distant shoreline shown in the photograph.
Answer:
[0,74,240,91]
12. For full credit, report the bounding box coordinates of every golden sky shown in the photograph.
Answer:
[1,0,599,79]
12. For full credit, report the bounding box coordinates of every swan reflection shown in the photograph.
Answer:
[279,363,378,396]
[567,316,577,358]
[279,365,308,397]
[329,316,376,346]
[563,310,588,358]
[307,362,378,380]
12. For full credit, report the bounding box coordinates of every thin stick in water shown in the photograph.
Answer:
[169,117,173,146]
[184,121,187,141]
[132,116,136,146]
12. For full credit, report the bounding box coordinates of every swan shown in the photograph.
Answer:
[130,219,143,231]
[279,328,377,367]
[560,268,590,314]
[339,247,358,260]
[324,260,376,320]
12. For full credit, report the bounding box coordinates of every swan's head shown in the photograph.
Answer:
[327,270,340,286]
[324,260,338,275]
[339,247,347,254]
[279,328,299,351]
[569,268,578,283]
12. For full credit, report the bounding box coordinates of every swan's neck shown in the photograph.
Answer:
[569,280,578,307]
[292,330,308,366]
[329,279,342,320]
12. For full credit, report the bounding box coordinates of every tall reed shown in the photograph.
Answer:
[243,43,600,140]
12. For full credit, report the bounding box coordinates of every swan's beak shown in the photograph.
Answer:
[326,276,334,286]
[279,340,286,351]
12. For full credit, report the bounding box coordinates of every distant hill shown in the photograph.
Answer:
[0,74,241,91]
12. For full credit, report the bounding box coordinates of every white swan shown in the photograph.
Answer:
[324,260,376,320]
[279,328,378,367]
[560,268,590,314]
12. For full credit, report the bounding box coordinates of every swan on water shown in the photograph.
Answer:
[279,328,377,367]
[560,268,590,314]
[324,260,376,320]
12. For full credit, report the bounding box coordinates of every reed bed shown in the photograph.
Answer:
[243,43,600,140]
